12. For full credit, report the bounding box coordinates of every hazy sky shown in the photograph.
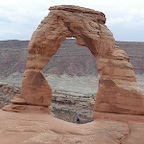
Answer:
[0,0,144,41]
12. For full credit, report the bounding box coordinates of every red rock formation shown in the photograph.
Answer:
[3,5,144,115]
[0,110,144,144]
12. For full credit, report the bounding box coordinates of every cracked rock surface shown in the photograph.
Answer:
[0,110,144,144]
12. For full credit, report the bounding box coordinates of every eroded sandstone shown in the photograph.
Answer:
[0,110,144,144]
[3,5,144,115]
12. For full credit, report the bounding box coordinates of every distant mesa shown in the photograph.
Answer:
[0,39,144,78]
[0,40,29,49]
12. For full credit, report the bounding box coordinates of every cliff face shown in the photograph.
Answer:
[44,39,98,76]
[0,40,28,49]
[116,41,144,74]
[0,39,144,77]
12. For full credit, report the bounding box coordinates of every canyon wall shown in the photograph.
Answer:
[0,39,144,77]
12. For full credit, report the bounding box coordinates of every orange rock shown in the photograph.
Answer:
[1,5,144,144]
[0,110,144,144]
[3,5,144,115]
[21,69,52,106]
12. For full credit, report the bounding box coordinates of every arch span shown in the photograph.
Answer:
[3,5,144,115]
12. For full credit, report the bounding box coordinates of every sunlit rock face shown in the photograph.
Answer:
[3,5,144,115]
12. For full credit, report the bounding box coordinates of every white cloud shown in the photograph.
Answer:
[0,0,144,41]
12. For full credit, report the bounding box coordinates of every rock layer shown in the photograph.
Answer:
[3,5,144,115]
[0,110,144,144]
[21,69,52,106]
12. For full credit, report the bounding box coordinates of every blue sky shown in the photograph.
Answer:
[0,0,144,41]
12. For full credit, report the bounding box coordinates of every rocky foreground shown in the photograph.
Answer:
[0,82,94,123]
[0,110,144,144]
[1,82,144,144]
[1,5,144,144]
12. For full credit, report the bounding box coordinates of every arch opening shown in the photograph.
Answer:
[44,38,99,123]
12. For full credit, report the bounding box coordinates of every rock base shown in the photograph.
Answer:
[0,110,144,144]
[94,112,144,122]
[2,95,50,113]
[2,104,49,113]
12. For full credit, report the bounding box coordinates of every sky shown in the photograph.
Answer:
[0,0,144,41]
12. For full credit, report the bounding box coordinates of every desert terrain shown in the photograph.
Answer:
[0,5,144,143]
[0,4,144,144]
[0,39,144,124]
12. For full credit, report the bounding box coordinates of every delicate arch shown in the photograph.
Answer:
[3,5,144,115]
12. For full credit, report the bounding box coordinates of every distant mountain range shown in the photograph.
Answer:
[0,39,144,77]
[0,40,28,49]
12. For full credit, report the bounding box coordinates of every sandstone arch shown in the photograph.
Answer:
[3,5,144,115]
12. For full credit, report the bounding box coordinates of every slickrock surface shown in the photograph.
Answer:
[0,110,144,144]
